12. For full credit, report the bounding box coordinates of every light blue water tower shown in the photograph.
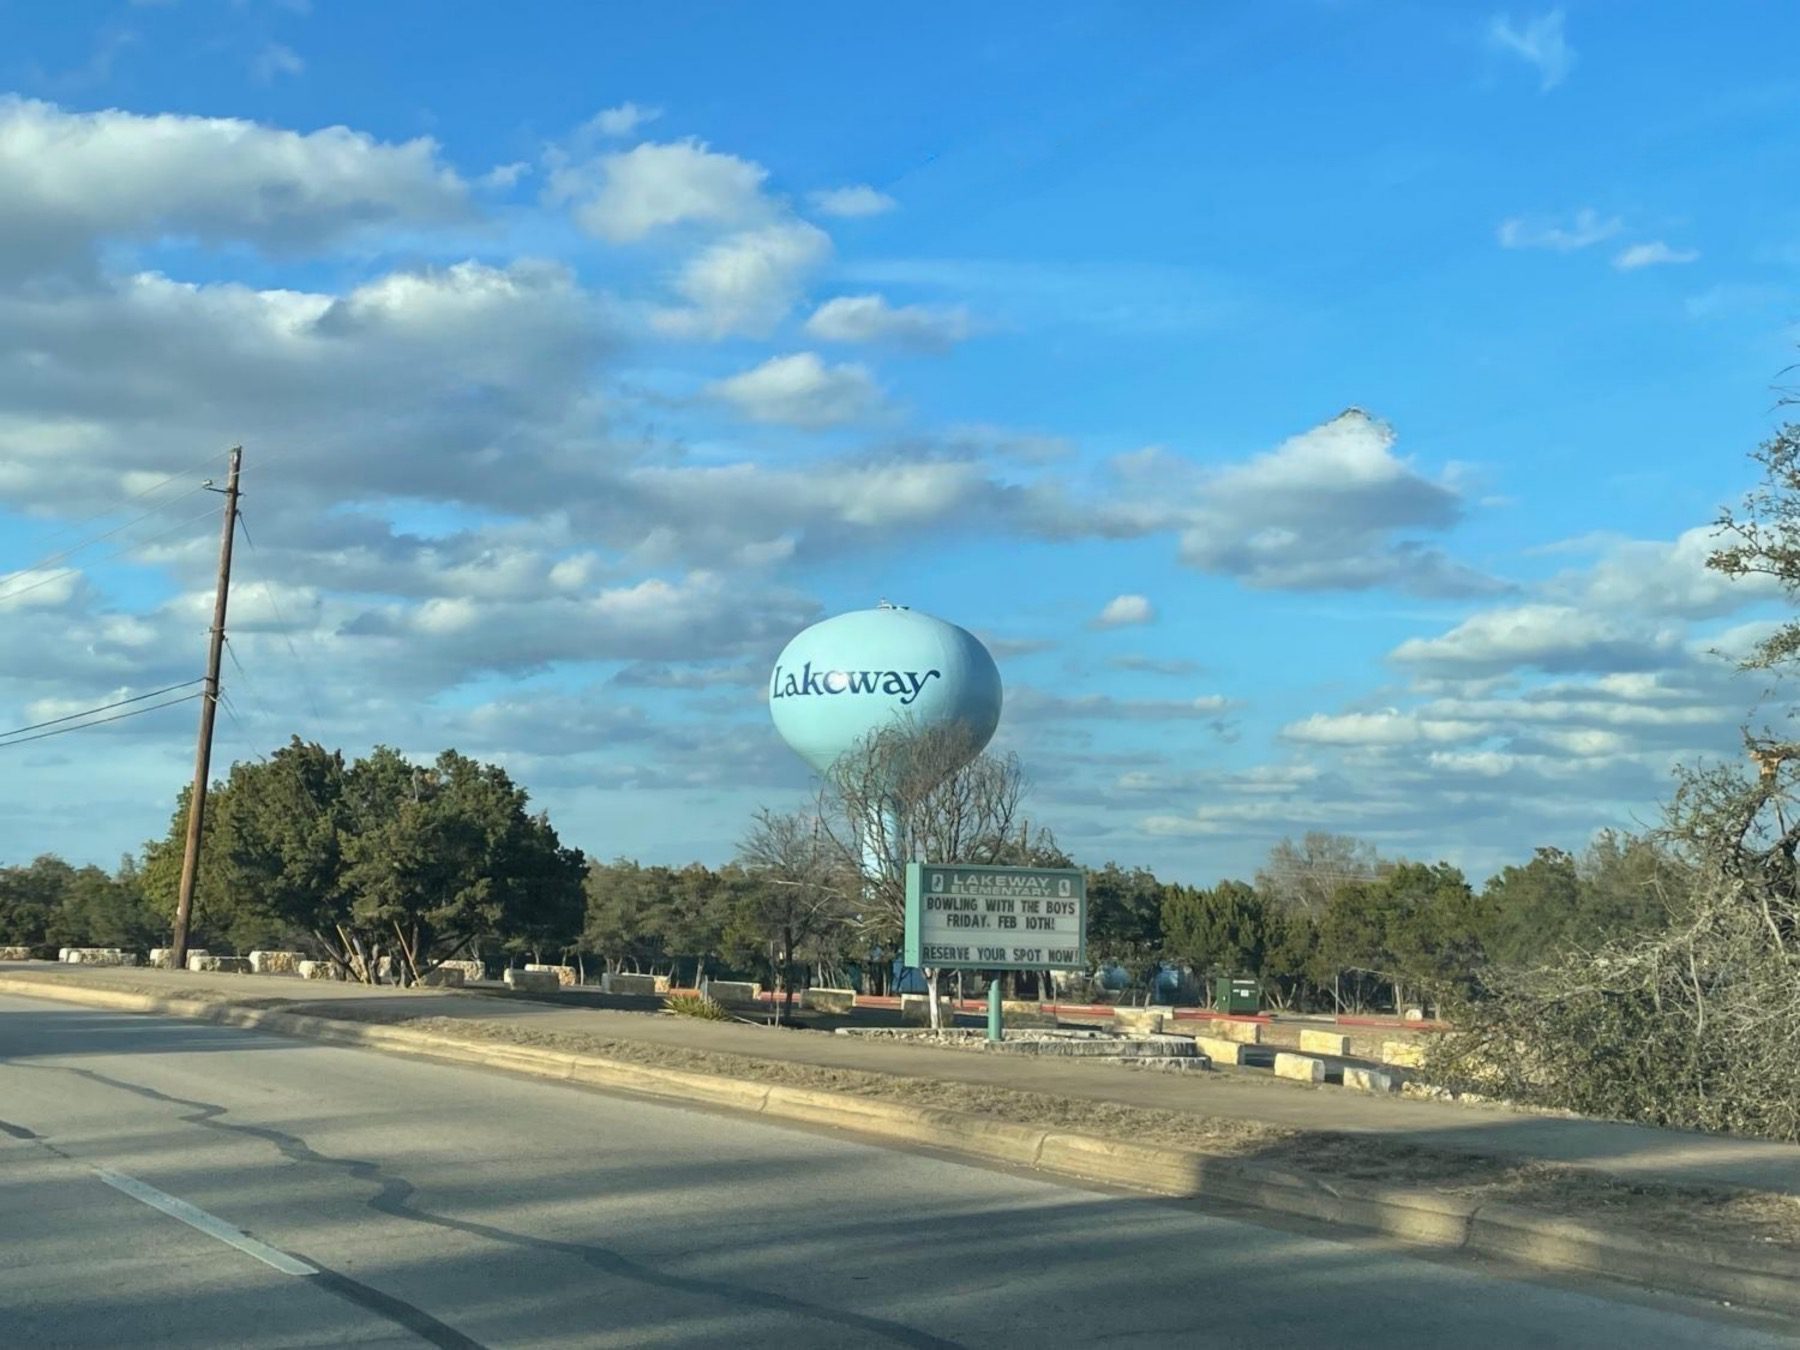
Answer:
[769,602,1003,774]
[769,603,1004,990]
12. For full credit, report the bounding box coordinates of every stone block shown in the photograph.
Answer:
[1111,1007,1166,1035]
[1403,1007,1426,1022]
[187,955,250,973]
[249,950,303,975]
[599,971,657,996]
[0,945,33,961]
[1381,1039,1428,1068]
[504,968,559,993]
[65,948,138,966]
[1344,1066,1398,1093]
[439,959,485,984]
[418,967,465,987]
[900,994,956,1025]
[1299,1029,1351,1056]
[1273,1052,1324,1083]
[1193,1035,1247,1066]
[801,987,856,1014]
[653,974,672,994]
[1200,1018,1262,1044]
[705,979,759,1005]
[526,963,578,987]
[297,960,344,981]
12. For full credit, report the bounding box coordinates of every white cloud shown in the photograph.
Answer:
[1496,208,1619,252]
[1282,710,1488,746]
[1083,409,1497,596]
[547,137,770,242]
[652,220,832,338]
[708,352,881,429]
[1009,688,1235,723]
[250,43,305,83]
[1613,241,1700,271]
[804,293,972,351]
[1390,603,1681,675]
[1569,527,1779,619]
[1090,594,1154,629]
[588,102,662,138]
[1488,9,1574,91]
[0,98,470,271]
[809,185,896,218]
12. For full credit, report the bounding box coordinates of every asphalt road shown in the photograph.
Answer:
[0,993,1791,1349]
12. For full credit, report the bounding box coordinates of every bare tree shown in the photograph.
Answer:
[732,811,856,1024]
[815,720,1035,1026]
[1431,749,1800,1140]
[1255,832,1385,917]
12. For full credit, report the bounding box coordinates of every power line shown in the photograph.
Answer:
[0,503,222,606]
[0,484,210,592]
[0,691,203,749]
[0,678,205,742]
[236,510,325,724]
[5,446,233,575]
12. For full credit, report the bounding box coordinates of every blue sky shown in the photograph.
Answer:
[0,1,1795,884]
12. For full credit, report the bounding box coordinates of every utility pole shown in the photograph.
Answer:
[171,446,242,971]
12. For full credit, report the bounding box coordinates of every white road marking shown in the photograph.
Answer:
[91,1166,318,1277]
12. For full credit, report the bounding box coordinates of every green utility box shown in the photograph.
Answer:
[1213,974,1261,1014]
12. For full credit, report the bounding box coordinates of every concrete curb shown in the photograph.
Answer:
[5,974,1795,1318]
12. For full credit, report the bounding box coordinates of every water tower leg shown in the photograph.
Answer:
[987,976,1003,1043]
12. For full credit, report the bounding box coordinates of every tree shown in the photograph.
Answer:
[0,855,77,948]
[1708,416,1800,670]
[1085,864,1164,1004]
[812,720,1037,1019]
[1161,880,1265,984]
[732,812,854,1023]
[1317,862,1481,1013]
[1255,832,1384,917]
[580,859,672,975]
[338,747,585,982]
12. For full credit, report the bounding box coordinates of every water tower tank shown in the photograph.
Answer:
[769,604,1002,775]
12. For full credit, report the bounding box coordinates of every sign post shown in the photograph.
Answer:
[905,862,1088,1043]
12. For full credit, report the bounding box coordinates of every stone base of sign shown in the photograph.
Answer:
[999,999,1058,1028]
[504,968,559,993]
[801,987,856,1014]
[601,972,657,996]
[249,950,303,975]
[1298,1029,1351,1056]
[705,980,759,1005]
[1274,1052,1324,1083]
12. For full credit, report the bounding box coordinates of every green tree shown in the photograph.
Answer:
[1086,863,1165,1003]
[339,747,585,981]
[1160,879,1265,980]
[580,858,672,974]
[0,855,77,947]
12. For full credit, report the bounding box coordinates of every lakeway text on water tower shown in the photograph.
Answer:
[903,862,1088,972]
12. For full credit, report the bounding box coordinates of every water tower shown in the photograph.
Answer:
[769,602,1002,776]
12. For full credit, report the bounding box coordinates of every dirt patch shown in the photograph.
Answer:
[12,971,1800,1255]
